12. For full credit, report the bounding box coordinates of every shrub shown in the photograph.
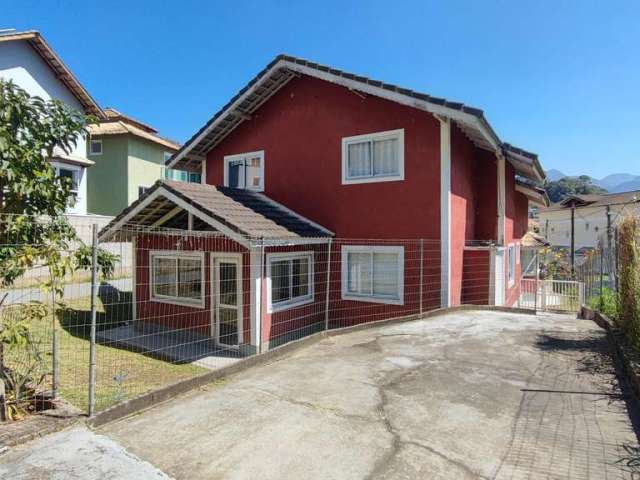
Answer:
[617,214,640,347]
[589,287,618,320]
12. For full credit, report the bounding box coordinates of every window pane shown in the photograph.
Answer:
[347,141,372,178]
[178,258,202,300]
[228,160,244,188]
[245,156,262,189]
[373,253,399,297]
[292,257,309,298]
[373,138,399,176]
[154,257,177,297]
[347,252,372,295]
[58,168,78,192]
[271,260,291,303]
[219,262,237,306]
[90,140,102,154]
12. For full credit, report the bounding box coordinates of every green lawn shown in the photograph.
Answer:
[4,297,206,414]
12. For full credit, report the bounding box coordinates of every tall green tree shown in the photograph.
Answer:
[0,79,116,287]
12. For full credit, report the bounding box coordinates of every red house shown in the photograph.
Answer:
[99,56,548,355]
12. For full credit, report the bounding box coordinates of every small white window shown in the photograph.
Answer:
[267,252,314,312]
[508,245,516,287]
[90,139,102,155]
[341,245,404,304]
[163,151,172,163]
[150,251,204,307]
[224,151,264,191]
[138,186,150,198]
[55,166,79,195]
[342,129,404,184]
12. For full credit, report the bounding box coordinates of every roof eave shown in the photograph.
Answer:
[167,56,504,171]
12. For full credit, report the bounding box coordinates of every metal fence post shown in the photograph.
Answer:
[324,239,333,331]
[599,247,604,302]
[258,238,265,355]
[534,251,539,311]
[88,223,99,417]
[419,239,424,315]
[51,273,59,399]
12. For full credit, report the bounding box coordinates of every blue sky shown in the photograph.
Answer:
[4,0,640,179]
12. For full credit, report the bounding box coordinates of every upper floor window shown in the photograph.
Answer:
[342,129,404,184]
[90,139,102,155]
[163,151,172,163]
[224,151,264,191]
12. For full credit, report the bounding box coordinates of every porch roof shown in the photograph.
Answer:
[98,180,333,245]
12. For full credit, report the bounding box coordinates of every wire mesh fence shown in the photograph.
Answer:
[1,215,497,418]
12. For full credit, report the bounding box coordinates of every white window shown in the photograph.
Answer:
[90,139,102,155]
[508,244,516,287]
[55,166,79,195]
[267,252,314,312]
[224,151,264,191]
[138,186,150,198]
[150,251,204,307]
[341,245,404,304]
[163,151,172,163]
[342,129,404,184]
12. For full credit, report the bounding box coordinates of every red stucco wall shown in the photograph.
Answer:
[205,75,442,240]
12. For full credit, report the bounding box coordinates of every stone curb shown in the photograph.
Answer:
[87,305,535,429]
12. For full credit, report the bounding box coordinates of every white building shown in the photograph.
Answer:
[539,191,640,250]
[0,29,105,215]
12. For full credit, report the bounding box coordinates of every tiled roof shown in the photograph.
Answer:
[0,30,104,118]
[167,54,545,182]
[88,120,180,151]
[99,180,332,242]
[542,190,640,212]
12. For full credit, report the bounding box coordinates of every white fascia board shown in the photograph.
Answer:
[99,187,251,248]
[169,58,502,169]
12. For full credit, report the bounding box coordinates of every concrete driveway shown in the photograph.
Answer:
[2,310,638,479]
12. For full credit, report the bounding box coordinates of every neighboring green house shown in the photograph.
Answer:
[87,108,199,216]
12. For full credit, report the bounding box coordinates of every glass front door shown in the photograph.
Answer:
[213,255,242,348]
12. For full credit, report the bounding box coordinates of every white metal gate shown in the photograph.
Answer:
[519,279,585,312]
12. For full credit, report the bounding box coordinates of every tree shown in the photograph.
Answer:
[544,175,607,203]
[0,79,116,286]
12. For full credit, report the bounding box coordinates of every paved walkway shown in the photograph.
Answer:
[1,310,638,479]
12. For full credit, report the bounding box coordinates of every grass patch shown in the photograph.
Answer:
[7,296,206,413]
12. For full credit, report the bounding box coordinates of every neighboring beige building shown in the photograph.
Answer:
[539,191,640,249]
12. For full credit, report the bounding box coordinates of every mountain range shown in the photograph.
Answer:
[545,169,640,193]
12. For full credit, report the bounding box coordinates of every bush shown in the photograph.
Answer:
[589,287,618,320]
[617,214,640,347]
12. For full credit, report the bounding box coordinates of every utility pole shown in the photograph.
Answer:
[570,205,575,278]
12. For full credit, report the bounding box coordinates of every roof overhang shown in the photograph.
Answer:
[0,31,105,119]
[515,181,549,207]
[504,144,545,183]
[99,180,333,247]
[50,153,95,168]
[167,56,540,175]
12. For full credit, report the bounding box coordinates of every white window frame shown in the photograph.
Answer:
[149,250,205,308]
[341,245,405,305]
[341,129,404,185]
[223,150,265,192]
[52,162,81,196]
[90,139,103,155]
[507,244,516,287]
[266,251,314,313]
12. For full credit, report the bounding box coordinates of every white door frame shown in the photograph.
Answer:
[210,252,243,348]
